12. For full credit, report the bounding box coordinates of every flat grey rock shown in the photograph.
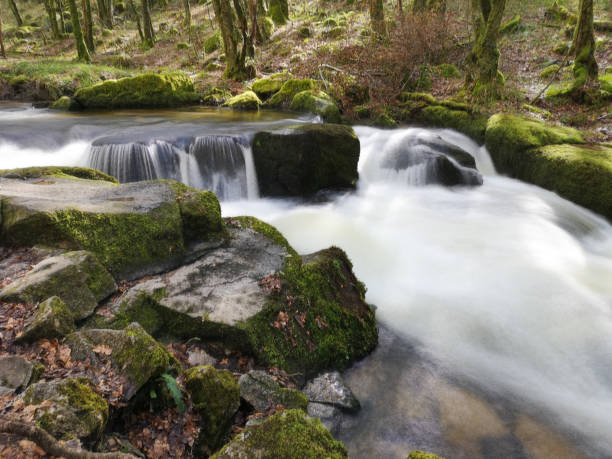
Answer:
[0,355,34,393]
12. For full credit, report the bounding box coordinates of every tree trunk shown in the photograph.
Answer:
[57,0,66,33]
[211,0,252,80]
[571,0,598,85]
[249,0,257,45]
[412,0,426,11]
[82,0,94,52]
[128,0,144,41]
[465,0,507,100]
[398,0,402,15]
[142,0,155,46]
[97,0,113,29]
[44,0,61,38]
[67,0,91,62]
[9,0,23,27]
[0,10,6,58]
[369,0,386,36]
[182,0,191,27]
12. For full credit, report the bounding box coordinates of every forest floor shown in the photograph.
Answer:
[0,0,610,139]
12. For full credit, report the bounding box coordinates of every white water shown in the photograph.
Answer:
[224,126,612,455]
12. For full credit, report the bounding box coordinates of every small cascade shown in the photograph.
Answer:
[357,127,483,187]
[85,135,259,201]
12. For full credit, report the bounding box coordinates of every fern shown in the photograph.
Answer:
[161,373,185,414]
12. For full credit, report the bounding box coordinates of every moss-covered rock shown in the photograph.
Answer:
[212,409,347,458]
[223,90,262,110]
[266,78,316,109]
[184,365,240,455]
[66,323,176,399]
[251,124,360,197]
[539,64,560,80]
[201,86,232,106]
[16,296,75,343]
[407,452,446,459]
[290,90,341,123]
[252,73,291,100]
[238,370,308,412]
[204,31,222,53]
[23,377,108,443]
[50,95,82,111]
[0,177,225,279]
[0,166,117,183]
[74,72,199,109]
[0,251,116,320]
[397,92,488,143]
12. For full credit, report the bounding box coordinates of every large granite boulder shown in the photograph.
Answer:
[251,124,360,197]
[0,251,116,320]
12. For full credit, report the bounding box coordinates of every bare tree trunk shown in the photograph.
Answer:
[571,0,598,85]
[182,0,191,27]
[369,0,386,36]
[57,0,66,33]
[9,0,23,27]
[82,0,94,52]
[44,0,61,38]
[0,10,6,58]
[142,0,155,46]
[67,0,91,62]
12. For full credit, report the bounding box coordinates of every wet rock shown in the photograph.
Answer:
[0,355,34,395]
[238,370,307,412]
[212,409,347,458]
[187,348,217,367]
[15,296,75,343]
[0,251,116,320]
[22,377,108,442]
[184,365,240,455]
[303,372,360,412]
[307,402,343,435]
[65,323,176,399]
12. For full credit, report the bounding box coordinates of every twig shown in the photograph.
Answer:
[530,49,571,105]
[0,416,137,459]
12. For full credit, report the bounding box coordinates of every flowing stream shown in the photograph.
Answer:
[2,104,612,459]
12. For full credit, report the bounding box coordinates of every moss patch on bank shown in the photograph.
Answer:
[0,166,118,183]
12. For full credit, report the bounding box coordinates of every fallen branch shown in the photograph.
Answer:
[0,416,137,459]
[530,49,571,105]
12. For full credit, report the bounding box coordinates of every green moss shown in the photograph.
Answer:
[50,96,82,111]
[177,42,190,50]
[540,64,560,80]
[212,409,347,459]
[204,31,222,53]
[262,17,275,38]
[74,72,199,109]
[57,378,109,437]
[269,0,288,25]
[500,14,522,34]
[15,296,75,343]
[170,182,227,242]
[184,365,240,453]
[9,74,30,88]
[435,63,461,79]
[600,74,612,93]
[290,90,341,123]
[522,104,551,119]
[0,166,117,183]
[224,90,262,110]
[266,79,316,108]
[407,452,446,459]
[252,73,290,99]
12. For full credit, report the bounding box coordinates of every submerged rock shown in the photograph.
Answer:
[74,72,200,109]
[16,296,75,343]
[0,251,116,320]
[22,377,109,442]
[184,365,240,455]
[252,124,360,197]
[0,355,35,395]
[212,409,347,458]
[65,323,176,399]
[239,370,307,412]
[0,175,225,279]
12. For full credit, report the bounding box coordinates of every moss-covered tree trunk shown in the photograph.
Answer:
[97,0,113,29]
[44,0,61,38]
[56,0,66,33]
[211,0,254,80]
[248,0,257,45]
[82,0,94,52]
[9,0,23,27]
[268,0,287,24]
[465,0,506,100]
[0,10,6,59]
[142,0,155,47]
[128,0,144,41]
[182,0,191,27]
[571,0,598,86]
[369,0,386,36]
[67,0,91,62]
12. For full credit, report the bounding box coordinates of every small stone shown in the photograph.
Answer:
[303,371,360,412]
[307,401,343,435]
[16,296,75,343]
[238,370,307,412]
[187,348,217,367]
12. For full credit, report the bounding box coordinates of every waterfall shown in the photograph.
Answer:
[85,135,259,201]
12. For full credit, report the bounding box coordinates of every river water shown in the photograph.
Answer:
[2,104,612,459]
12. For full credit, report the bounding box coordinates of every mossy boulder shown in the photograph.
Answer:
[238,370,308,412]
[398,92,488,143]
[290,90,341,123]
[0,177,225,279]
[407,452,446,459]
[0,166,117,183]
[204,31,222,53]
[74,72,199,109]
[15,296,75,343]
[184,365,240,455]
[212,409,347,458]
[266,78,316,109]
[251,124,360,197]
[223,90,262,111]
[50,96,82,111]
[0,251,116,320]
[65,323,176,400]
[23,377,108,442]
[251,73,291,100]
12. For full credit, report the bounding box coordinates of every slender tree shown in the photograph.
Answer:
[8,0,23,27]
[0,10,6,59]
[142,0,155,47]
[44,0,61,38]
[97,0,113,29]
[56,0,66,33]
[67,0,91,62]
[182,0,191,27]
[128,0,144,41]
[465,0,507,100]
[571,0,598,86]
[82,0,94,52]
[369,0,386,36]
